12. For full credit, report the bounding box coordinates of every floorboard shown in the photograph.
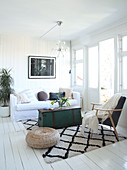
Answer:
[0,117,4,134]
[2,118,10,133]
[51,160,72,170]
[7,117,15,132]
[65,156,91,170]
[9,132,25,170]
[87,147,123,170]
[0,134,6,170]
[4,133,17,170]
[77,154,102,169]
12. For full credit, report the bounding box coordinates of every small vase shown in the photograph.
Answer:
[59,105,63,109]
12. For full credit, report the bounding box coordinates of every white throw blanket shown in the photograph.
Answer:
[81,93,121,134]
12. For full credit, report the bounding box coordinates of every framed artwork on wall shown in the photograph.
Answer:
[28,56,56,79]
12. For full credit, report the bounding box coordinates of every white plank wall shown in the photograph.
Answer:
[0,35,58,89]
[0,117,127,170]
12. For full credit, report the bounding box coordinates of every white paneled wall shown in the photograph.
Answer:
[0,34,70,90]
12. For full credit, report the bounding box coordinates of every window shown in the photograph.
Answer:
[122,56,127,89]
[120,35,127,90]
[75,49,83,86]
[122,36,127,51]
[99,38,114,102]
[88,46,98,88]
[76,49,83,60]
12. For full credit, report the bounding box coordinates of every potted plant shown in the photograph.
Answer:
[51,95,70,108]
[0,68,13,117]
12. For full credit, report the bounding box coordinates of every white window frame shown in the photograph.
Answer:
[88,45,99,89]
[74,49,84,86]
[119,34,127,92]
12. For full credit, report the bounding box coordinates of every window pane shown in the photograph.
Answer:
[123,57,127,89]
[99,38,114,102]
[76,49,83,60]
[76,63,83,86]
[122,36,127,51]
[88,46,98,88]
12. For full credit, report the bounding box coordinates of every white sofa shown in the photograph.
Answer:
[10,88,80,122]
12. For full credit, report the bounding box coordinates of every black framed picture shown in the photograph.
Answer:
[28,56,56,79]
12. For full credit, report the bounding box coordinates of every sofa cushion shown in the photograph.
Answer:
[37,91,48,101]
[59,88,72,99]
[49,92,65,100]
[20,89,37,102]
[16,101,52,111]
[16,99,78,111]
[14,93,31,104]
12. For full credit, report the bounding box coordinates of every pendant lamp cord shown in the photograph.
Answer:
[40,21,63,38]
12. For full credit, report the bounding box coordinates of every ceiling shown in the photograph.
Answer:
[0,0,127,40]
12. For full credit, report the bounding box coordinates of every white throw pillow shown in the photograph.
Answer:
[14,93,31,104]
[20,89,37,102]
[59,88,72,99]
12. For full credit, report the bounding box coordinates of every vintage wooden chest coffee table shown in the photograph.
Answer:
[38,106,82,128]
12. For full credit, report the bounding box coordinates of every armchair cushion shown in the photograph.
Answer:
[103,96,126,127]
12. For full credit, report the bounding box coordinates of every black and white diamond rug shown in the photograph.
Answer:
[23,119,127,163]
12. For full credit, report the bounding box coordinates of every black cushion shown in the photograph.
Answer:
[102,96,126,127]
[49,92,65,100]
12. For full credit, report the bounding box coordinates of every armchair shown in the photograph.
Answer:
[90,96,126,140]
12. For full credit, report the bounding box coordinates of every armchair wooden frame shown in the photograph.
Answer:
[90,103,123,140]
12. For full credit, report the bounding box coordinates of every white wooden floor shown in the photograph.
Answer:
[0,117,127,170]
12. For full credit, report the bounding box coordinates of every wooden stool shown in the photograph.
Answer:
[26,127,60,149]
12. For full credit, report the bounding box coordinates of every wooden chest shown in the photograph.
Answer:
[38,107,82,128]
